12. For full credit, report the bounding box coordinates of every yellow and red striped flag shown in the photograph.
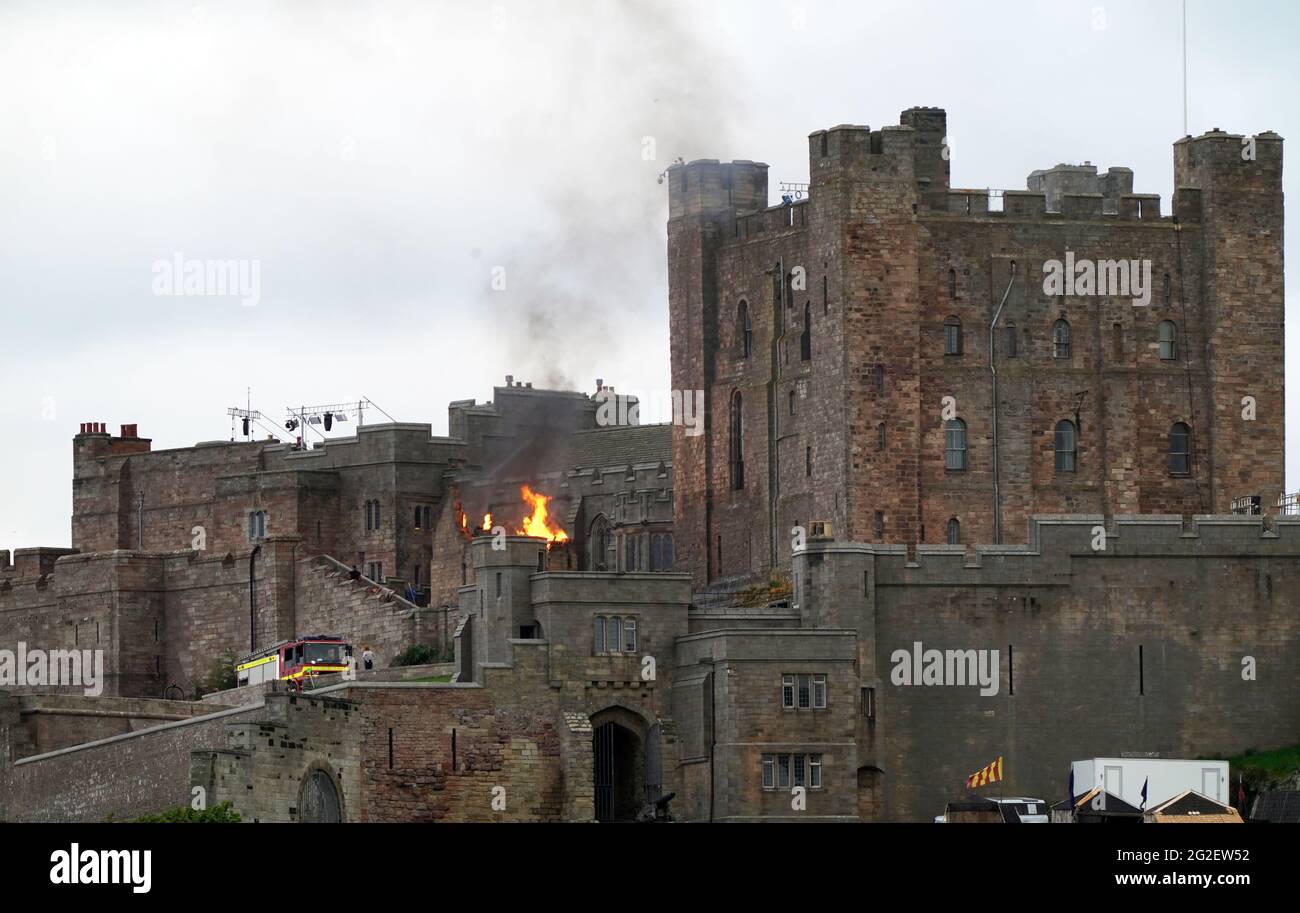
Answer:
[965,756,1004,789]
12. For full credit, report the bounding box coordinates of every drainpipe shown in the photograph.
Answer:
[989,262,1017,544]
[249,545,261,652]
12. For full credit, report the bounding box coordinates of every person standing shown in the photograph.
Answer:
[362,645,375,671]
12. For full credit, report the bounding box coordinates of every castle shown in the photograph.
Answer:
[0,108,1293,823]
[668,107,1284,586]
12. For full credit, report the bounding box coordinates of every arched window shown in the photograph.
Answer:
[946,518,961,545]
[730,391,744,490]
[737,301,752,358]
[423,505,432,529]
[364,500,372,531]
[589,515,612,571]
[944,419,967,471]
[1003,321,1018,358]
[414,507,422,529]
[1158,320,1178,360]
[1169,422,1192,475]
[1054,420,1077,472]
[789,389,796,416]
[877,422,886,451]
[1163,273,1172,306]
[1052,319,1071,359]
[943,316,962,355]
[947,268,957,300]
[800,302,812,361]
[248,510,266,541]
[650,533,674,572]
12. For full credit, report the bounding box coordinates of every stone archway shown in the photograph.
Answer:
[298,765,344,823]
[590,705,653,823]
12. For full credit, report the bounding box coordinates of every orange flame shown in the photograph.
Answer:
[482,512,493,531]
[460,513,467,530]
[515,484,569,544]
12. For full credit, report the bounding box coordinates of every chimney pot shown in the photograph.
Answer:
[506,374,513,386]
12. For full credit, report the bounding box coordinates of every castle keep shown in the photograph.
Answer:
[0,108,1292,823]
[667,107,1284,587]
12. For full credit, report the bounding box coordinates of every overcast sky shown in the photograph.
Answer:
[1,0,1296,549]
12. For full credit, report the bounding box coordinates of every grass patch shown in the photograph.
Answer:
[1225,745,1300,787]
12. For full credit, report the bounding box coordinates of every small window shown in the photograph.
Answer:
[874,511,885,537]
[810,754,822,789]
[1159,320,1178,360]
[800,302,812,361]
[1163,273,1172,306]
[1003,321,1017,358]
[778,754,791,789]
[945,419,967,471]
[608,616,622,652]
[877,422,886,451]
[594,616,605,653]
[414,506,422,529]
[1055,420,1077,472]
[763,754,776,789]
[812,673,827,709]
[947,517,960,545]
[862,687,876,720]
[794,754,807,788]
[797,673,811,709]
[782,674,795,708]
[422,505,432,529]
[495,572,501,598]
[805,446,812,477]
[1052,319,1071,359]
[789,389,796,416]
[947,268,957,300]
[943,316,962,355]
[623,618,637,653]
[737,301,752,358]
[1169,422,1192,475]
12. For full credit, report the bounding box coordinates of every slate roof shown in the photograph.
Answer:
[1251,789,1300,823]
[564,423,672,471]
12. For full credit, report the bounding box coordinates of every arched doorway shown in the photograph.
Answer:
[299,768,342,823]
[591,706,653,823]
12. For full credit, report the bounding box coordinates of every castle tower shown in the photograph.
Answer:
[667,159,769,587]
[1174,128,1285,512]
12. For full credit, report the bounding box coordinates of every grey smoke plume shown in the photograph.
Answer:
[484,0,752,394]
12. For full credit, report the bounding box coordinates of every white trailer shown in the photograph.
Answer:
[1070,757,1228,809]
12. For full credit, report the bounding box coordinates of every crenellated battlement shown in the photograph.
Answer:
[795,515,1300,589]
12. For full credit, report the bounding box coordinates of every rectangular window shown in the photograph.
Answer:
[797,673,811,709]
[608,617,621,653]
[778,754,791,789]
[863,686,876,720]
[624,618,637,653]
[812,674,827,709]
[594,616,605,653]
[495,572,502,598]
[762,754,775,789]
[782,674,795,708]
[810,754,822,789]
[794,754,806,788]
